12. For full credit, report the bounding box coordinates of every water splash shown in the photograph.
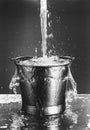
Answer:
[8,108,78,130]
[9,113,24,130]
[35,48,38,58]
[87,119,90,128]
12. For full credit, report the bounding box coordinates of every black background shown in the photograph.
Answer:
[0,0,90,94]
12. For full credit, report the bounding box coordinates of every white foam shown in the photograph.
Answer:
[18,56,70,66]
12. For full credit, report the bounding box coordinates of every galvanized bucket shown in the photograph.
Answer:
[12,56,74,115]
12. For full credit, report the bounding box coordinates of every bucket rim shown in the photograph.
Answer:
[11,56,74,67]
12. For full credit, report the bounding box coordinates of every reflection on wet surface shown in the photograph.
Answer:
[0,94,90,130]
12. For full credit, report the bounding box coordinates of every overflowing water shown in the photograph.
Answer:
[16,56,70,66]
[9,69,20,94]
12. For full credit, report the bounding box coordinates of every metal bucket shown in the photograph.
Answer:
[12,56,74,115]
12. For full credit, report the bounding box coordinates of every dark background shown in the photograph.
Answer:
[0,0,90,94]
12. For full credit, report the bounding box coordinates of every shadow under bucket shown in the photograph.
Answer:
[11,56,74,115]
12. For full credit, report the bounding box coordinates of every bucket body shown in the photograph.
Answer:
[13,56,73,115]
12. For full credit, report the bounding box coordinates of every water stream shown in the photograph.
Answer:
[40,0,48,57]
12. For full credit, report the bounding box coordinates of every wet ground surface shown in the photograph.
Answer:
[0,94,90,130]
